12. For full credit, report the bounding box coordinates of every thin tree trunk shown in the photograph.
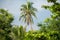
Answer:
[30,23,33,31]
[24,25,27,31]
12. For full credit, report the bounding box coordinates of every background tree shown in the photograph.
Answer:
[0,9,14,40]
[10,25,26,40]
[38,0,60,40]
[42,0,60,32]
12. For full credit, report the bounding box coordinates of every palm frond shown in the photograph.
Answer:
[19,15,25,20]
[20,2,37,25]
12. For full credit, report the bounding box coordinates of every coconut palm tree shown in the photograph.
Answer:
[19,1,37,30]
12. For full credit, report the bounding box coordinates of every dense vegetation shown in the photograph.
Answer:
[0,0,60,40]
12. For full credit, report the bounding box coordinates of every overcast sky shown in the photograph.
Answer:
[0,0,60,31]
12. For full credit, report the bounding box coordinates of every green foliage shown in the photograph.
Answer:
[0,9,14,40]
[38,0,60,40]
[47,0,57,3]
[25,32,48,40]
[10,25,26,40]
[42,0,60,32]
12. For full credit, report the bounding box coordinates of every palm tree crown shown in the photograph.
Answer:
[20,2,37,25]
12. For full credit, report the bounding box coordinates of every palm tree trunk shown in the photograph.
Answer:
[30,23,33,31]
[24,25,27,31]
